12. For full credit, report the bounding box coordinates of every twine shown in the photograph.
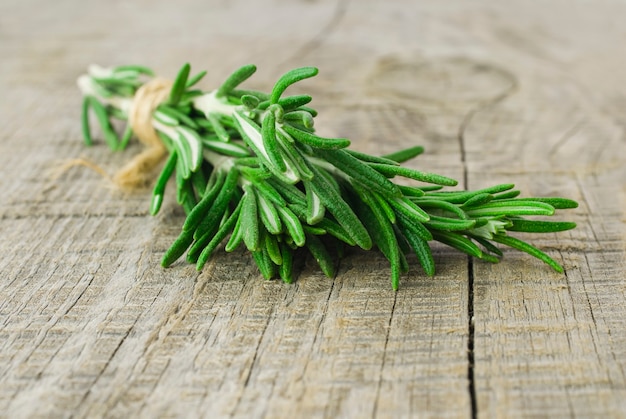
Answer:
[113,77,173,189]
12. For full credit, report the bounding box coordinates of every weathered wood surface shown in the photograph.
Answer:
[1,0,625,417]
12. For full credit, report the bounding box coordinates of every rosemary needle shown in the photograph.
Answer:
[77,62,578,290]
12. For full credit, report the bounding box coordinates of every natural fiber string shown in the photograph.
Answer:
[113,77,173,189]
[57,77,172,190]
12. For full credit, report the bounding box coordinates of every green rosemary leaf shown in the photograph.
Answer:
[308,163,372,249]
[161,229,195,268]
[168,63,191,105]
[397,185,425,198]
[411,198,468,219]
[195,212,235,261]
[492,190,521,200]
[196,199,244,270]
[265,233,283,266]
[193,168,239,240]
[471,236,503,257]
[177,126,203,175]
[393,229,412,257]
[298,105,318,117]
[275,126,294,144]
[389,197,430,222]
[183,170,226,232]
[113,65,155,76]
[282,124,350,150]
[368,192,395,223]
[203,139,250,157]
[270,67,319,104]
[195,117,214,130]
[86,78,112,98]
[180,90,205,107]
[433,231,483,258]
[250,179,286,207]
[257,191,282,235]
[178,103,193,114]
[314,218,356,246]
[279,242,295,283]
[400,227,435,276]
[492,234,564,272]
[153,110,179,127]
[395,209,433,242]
[511,197,579,209]
[302,225,327,235]
[304,181,325,224]
[157,104,199,129]
[241,185,260,251]
[170,132,191,179]
[305,234,336,278]
[312,161,342,194]
[230,89,270,101]
[398,247,409,273]
[182,183,198,215]
[465,200,555,217]
[345,149,400,166]
[233,156,261,167]
[216,64,257,98]
[234,111,299,184]
[150,151,178,215]
[282,110,315,129]
[418,186,444,193]
[108,107,127,121]
[369,163,458,187]
[118,125,133,151]
[252,247,277,280]
[237,165,271,182]
[207,112,230,142]
[314,149,401,198]
[261,110,286,171]
[382,146,424,163]
[393,220,415,254]
[81,96,93,146]
[87,96,119,149]
[424,215,477,232]
[224,210,245,252]
[240,94,260,110]
[92,76,139,89]
[174,158,186,204]
[460,193,493,209]
[267,178,307,206]
[426,184,515,203]
[150,194,164,218]
[277,206,306,247]
[479,253,501,263]
[186,70,207,88]
[187,209,226,263]
[507,219,577,233]
[277,136,314,180]
[259,95,313,111]
[357,187,401,289]
[284,201,310,224]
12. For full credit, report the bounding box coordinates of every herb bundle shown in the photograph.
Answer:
[77,63,577,289]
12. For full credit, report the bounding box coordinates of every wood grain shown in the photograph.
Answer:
[1,0,625,418]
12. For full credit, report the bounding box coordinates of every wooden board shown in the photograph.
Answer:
[1,0,625,417]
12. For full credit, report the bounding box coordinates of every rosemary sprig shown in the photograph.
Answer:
[78,63,578,290]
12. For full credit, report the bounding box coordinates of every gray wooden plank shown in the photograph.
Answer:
[460,4,626,412]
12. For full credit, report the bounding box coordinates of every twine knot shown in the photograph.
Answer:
[114,77,173,189]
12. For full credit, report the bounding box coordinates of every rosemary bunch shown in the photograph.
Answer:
[78,63,578,289]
